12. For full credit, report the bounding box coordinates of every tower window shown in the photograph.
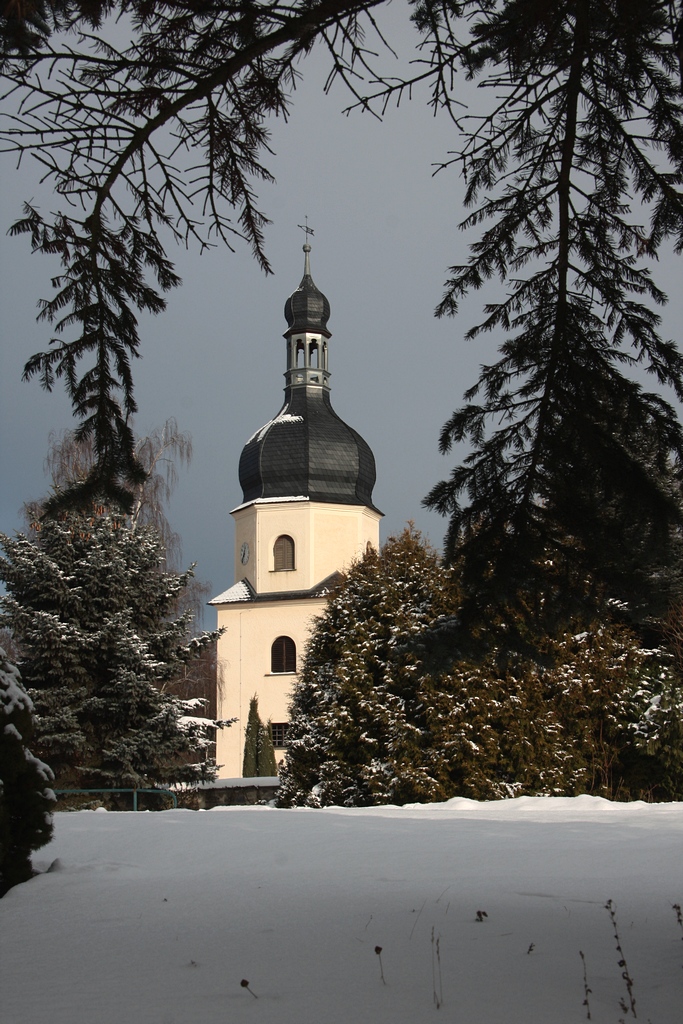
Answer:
[271,636,296,674]
[274,534,295,571]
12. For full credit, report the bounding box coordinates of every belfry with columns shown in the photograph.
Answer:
[210,242,382,776]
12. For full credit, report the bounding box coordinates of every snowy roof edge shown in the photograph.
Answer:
[230,495,310,514]
[209,571,344,606]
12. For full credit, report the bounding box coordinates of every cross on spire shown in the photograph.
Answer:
[297,217,315,245]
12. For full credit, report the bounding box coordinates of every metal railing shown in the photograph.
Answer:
[53,788,178,811]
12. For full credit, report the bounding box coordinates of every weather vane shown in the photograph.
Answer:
[297,217,315,245]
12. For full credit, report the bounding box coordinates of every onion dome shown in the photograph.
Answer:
[283,243,331,338]
[238,243,379,512]
[239,387,378,509]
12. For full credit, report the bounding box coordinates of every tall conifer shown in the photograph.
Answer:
[425,1,683,638]
[0,647,54,895]
[280,530,682,805]
[279,527,459,806]
[0,506,221,790]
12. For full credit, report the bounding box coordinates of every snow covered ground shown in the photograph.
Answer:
[2,796,682,1024]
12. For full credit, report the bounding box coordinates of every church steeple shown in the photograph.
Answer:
[212,240,383,780]
[283,243,331,390]
[237,243,379,512]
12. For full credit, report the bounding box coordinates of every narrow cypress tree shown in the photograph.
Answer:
[0,647,54,896]
[243,697,278,777]
[258,722,278,777]
[242,697,260,778]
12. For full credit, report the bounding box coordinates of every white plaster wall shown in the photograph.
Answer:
[217,499,381,778]
[233,500,380,591]
[215,595,326,777]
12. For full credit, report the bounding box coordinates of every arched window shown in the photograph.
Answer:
[274,534,295,571]
[271,636,296,674]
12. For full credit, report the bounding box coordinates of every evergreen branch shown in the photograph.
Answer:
[3,0,389,507]
[427,2,683,638]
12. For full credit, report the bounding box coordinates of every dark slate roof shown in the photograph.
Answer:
[284,255,331,337]
[239,385,379,512]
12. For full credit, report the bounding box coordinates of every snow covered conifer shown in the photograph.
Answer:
[427,625,669,800]
[279,527,459,806]
[279,525,675,805]
[0,505,221,791]
[0,647,54,896]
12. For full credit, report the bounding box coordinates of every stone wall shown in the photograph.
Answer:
[175,781,280,809]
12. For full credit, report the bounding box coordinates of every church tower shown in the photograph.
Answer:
[211,243,382,776]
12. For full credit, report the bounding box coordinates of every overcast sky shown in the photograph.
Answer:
[2,6,682,627]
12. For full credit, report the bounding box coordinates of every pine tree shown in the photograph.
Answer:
[3,3,682,519]
[642,605,683,798]
[425,1,683,638]
[429,625,673,801]
[278,526,460,806]
[280,527,679,806]
[0,646,54,896]
[0,505,221,791]
[242,696,278,777]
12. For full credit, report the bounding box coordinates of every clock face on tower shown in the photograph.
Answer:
[240,542,250,565]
